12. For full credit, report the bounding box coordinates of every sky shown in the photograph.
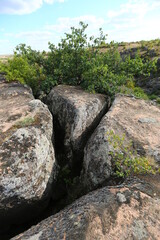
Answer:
[0,0,160,54]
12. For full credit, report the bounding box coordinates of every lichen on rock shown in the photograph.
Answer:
[12,177,160,240]
[0,81,57,231]
[47,85,110,172]
[81,95,160,190]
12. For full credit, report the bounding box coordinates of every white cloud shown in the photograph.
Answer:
[106,0,160,42]
[0,39,14,55]
[15,30,53,38]
[0,39,9,44]
[44,0,64,3]
[108,0,160,19]
[0,0,64,15]
[1,0,159,55]
[45,15,105,34]
[13,30,57,51]
[0,15,105,54]
[0,29,59,54]
[108,1,148,19]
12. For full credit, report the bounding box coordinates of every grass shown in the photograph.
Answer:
[14,117,35,127]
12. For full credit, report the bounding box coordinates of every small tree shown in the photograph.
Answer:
[0,22,158,98]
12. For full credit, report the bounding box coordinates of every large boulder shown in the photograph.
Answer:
[12,175,160,240]
[81,95,160,190]
[47,85,110,172]
[0,81,57,230]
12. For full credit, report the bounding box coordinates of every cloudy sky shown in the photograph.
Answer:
[0,0,160,54]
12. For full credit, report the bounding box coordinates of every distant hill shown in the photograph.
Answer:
[100,39,160,60]
[0,54,13,63]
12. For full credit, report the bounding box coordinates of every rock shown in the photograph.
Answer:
[120,47,139,60]
[81,95,160,190]
[0,81,57,231]
[0,72,6,82]
[116,192,127,203]
[136,77,160,96]
[138,118,157,123]
[148,48,157,58]
[12,176,160,240]
[157,58,160,71]
[47,85,110,173]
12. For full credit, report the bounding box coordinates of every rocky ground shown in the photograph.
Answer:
[0,73,160,239]
[12,175,160,240]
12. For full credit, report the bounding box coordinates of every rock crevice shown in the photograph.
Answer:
[1,82,160,240]
[47,85,110,202]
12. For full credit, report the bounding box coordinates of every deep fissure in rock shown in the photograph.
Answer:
[0,96,110,240]
[50,98,111,205]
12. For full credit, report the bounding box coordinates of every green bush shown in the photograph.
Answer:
[45,22,108,86]
[120,52,157,77]
[0,22,158,98]
[107,130,158,178]
[0,54,45,96]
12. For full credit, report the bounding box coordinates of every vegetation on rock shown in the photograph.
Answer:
[14,116,36,127]
[107,130,159,178]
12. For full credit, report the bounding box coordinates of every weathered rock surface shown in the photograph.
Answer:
[157,58,160,72]
[0,72,6,82]
[81,95,160,190]
[137,77,160,96]
[12,175,160,240]
[0,81,57,230]
[47,85,110,171]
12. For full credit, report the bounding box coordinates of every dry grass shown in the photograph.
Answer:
[0,55,13,63]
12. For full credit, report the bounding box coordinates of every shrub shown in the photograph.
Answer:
[0,22,158,98]
[0,54,45,96]
[82,63,128,96]
[107,130,158,178]
[120,52,157,78]
[45,22,108,86]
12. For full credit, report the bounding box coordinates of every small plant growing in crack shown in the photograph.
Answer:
[106,130,159,178]
[15,116,35,128]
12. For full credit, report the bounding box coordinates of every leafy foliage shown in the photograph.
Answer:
[120,53,157,77]
[0,22,158,98]
[107,130,159,178]
[0,54,45,96]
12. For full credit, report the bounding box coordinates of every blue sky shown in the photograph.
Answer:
[0,0,160,54]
